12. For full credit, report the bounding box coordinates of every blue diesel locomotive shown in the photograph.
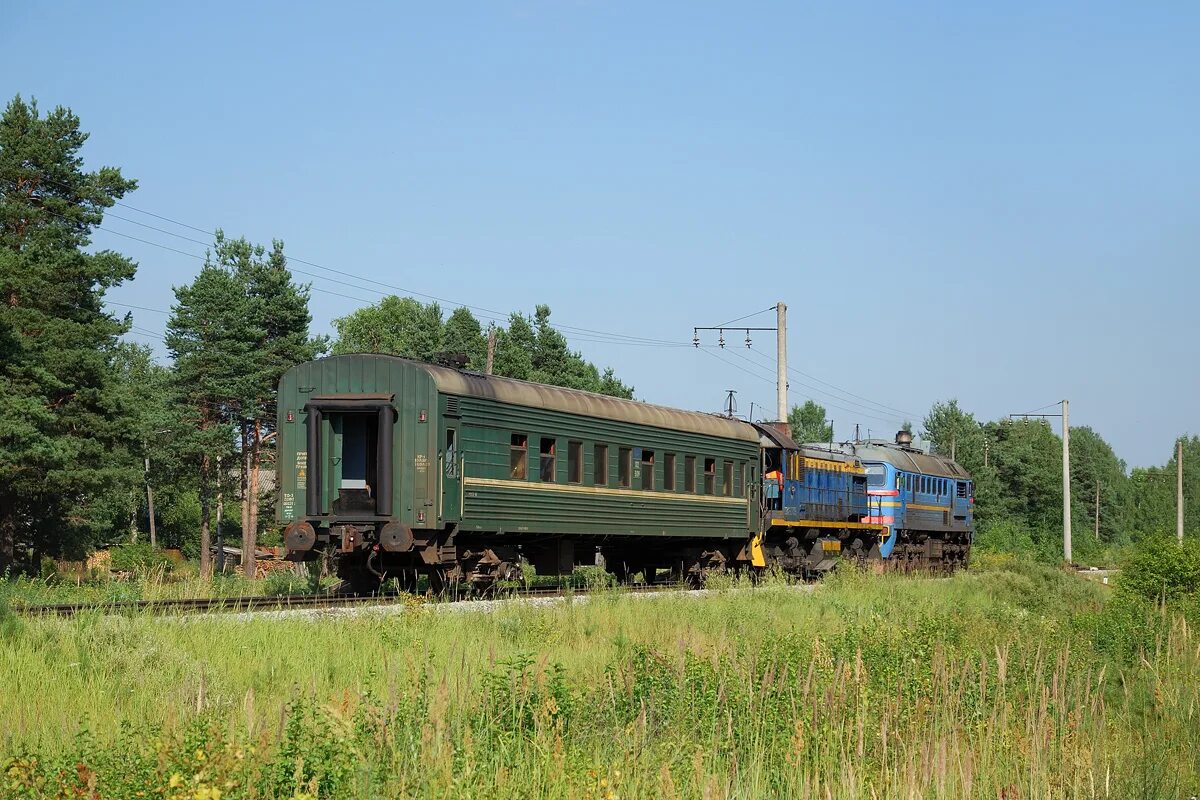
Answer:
[753,426,972,574]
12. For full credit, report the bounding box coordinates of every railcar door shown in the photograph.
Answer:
[440,424,462,523]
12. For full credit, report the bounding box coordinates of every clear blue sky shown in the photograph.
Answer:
[4,1,1196,467]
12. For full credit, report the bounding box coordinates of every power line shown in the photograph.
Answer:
[699,346,906,427]
[744,345,920,420]
[5,174,689,348]
[713,306,776,329]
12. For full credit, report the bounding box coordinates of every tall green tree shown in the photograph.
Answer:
[1068,426,1130,546]
[0,95,139,572]
[922,400,987,473]
[334,296,634,398]
[167,233,323,577]
[111,343,183,547]
[166,264,249,578]
[788,400,832,443]
[441,307,487,369]
[209,232,325,575]
[332,295,444,359]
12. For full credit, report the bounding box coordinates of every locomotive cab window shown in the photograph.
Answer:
[567,441,583,484]
[594,444,608,486]
[703,458,716,495]
[540,438,556,482]
[685,455,696,493]
[618,447,632,487]
[510,434,528,480]
[664,453,676,491]
[865,464,886,487]
[641,450,655,490]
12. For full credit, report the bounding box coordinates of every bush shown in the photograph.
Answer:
[262,568,313,597]
[107,542,175,576]
[1118,535,1200,601]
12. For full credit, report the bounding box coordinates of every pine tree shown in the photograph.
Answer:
[166,265,251,578]
[0,95,139,572]
[168,232,323,578]
[227,234,325,574]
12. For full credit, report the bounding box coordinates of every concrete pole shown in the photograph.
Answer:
[144,454,157,549]
[1178,439,1185,547]
[1062,399,1072,564]
[485,325,496,376]
[776,302,787,422]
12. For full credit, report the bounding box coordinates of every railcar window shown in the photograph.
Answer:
[567,441,582,484]
[685,455,696,493]
[957,481,967,498]
[734,462,744,497]
[664,453,676,491]
[703,458,716,495]
[722,461,733,497]
[594,444,608,486]
[865,464,886,487]
[445,429,457,478]
[641,450,655,490]
[540,438,556,482]
[618,447,632,488]
[510,434,528,480]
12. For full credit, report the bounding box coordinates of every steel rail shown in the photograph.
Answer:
[12,582,676,618]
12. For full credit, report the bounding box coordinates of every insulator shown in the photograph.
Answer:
[744,331,752,348]
[718,333,725,348]
[692,330,700,347]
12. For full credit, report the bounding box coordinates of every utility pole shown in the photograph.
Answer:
[951,432,957,463]
[144,452,157,549]
[485,324,496,376]
[1062,399,1071,564]
[1178,439,1185,547]
[776,302,787,423]
[692,303,787,420]
[1094,480,1100,542]
[215,455,224,574]
[1008,402,1070,563]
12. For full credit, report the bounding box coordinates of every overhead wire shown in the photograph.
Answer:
[743,345,920,421]
[721,347,907,426]
[9,175,926,410]
[4,174,690,347]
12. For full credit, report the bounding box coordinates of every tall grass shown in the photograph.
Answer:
[3,560,1198,798]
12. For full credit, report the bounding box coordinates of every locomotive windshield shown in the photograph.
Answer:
[865,464,887,487]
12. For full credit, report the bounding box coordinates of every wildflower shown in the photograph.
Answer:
[194,749,206,762]
[169,773,185,788]
[600,778,609,788]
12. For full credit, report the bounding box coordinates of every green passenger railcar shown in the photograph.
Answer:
[277,354,761,590]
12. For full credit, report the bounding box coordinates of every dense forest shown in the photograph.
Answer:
[1,95,1193,577]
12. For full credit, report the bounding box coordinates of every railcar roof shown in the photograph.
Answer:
[303,355,760,442]
[814,441,969,478]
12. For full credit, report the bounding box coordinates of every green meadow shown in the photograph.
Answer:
[3,558,1198,799]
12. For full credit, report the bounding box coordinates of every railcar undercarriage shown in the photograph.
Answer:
[286,518,971,595]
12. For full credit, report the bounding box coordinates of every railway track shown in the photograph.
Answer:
[12,582,676,619]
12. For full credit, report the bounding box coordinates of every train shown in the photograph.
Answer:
[276,354,973,592]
